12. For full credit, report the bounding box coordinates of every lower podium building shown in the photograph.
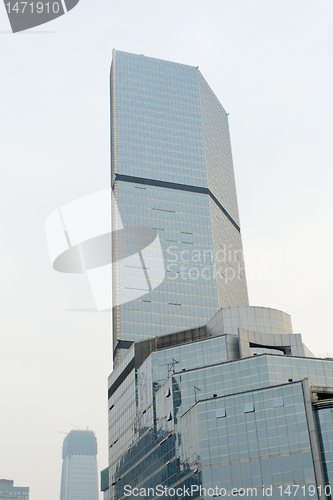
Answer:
[107,306,333,500]
[60,430,99,500]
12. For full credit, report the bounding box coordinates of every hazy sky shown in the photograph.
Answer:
[1,1,332,499]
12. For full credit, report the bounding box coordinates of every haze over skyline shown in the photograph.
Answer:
[0,1,332,499]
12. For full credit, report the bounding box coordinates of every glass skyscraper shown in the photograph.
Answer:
[106,51,333,500]
[60,430,99,500]
[111,50,249,363]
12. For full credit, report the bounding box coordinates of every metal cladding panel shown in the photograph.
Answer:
[100,468,109,492]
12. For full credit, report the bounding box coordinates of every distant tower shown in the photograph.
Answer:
[60,430,99,500]
[0,479,29,500]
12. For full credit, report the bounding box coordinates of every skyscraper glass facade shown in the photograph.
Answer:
[111,51,248,362]
[315,403,333,492]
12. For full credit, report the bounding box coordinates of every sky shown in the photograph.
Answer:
[0,1,332,499]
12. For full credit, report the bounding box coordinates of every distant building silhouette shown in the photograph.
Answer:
[0,479,29,500]
[60,430,98,500]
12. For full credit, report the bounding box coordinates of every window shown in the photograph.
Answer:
[244,403,255,413]
[216,409,226,419]
[273,398,284,408]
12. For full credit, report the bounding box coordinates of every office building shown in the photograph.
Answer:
[108,306,333,500]
[111,50,249,363]
[60,430,99,500]
[107,52,333,500]
[0,480,29,500]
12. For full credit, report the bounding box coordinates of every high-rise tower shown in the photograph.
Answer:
[60,430,99,500]
[111,50,248,363]
[107,51,333,500]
